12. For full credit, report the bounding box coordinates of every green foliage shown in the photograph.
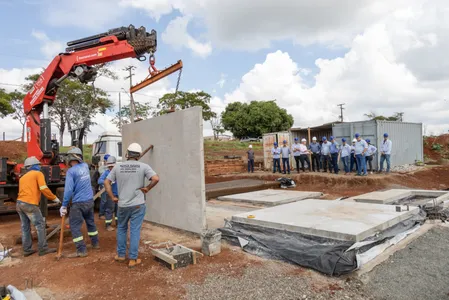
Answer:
[364,111,404,121]
[432,143,442,151]
[221,101,294,138]
[0,88,14,117]
[156,91,216,121]
[112,102,154,131]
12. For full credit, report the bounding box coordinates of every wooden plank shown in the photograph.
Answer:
[130,61,183,93]
[150,248,177,264]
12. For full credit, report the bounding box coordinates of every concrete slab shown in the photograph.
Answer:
[206,201,257,229]
[354,189,449,207]
[122,107,206,234]
[232,200,420,242]
[217,189,322,206]
[206,179,279,199]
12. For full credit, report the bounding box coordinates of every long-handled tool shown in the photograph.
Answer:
[93,144,154,200]
[56,215,66,260]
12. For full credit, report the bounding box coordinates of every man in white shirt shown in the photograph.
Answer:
[339,138,351,175]
[365,139,377,174]
[297,138,311,172]
[379,133,393,173]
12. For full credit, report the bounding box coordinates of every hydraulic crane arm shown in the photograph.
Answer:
[24,25,157,164]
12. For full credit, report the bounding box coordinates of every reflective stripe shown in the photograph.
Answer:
[88,231,98,236]
[115,217,118,220]
[105,220,112,224]
[73,236,83,243]
[39,185,48,190]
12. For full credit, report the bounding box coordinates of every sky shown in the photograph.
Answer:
[0,0,448,145]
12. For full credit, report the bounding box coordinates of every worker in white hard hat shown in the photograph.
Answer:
[16,157,60,257]
[308,137,321,172]
[60,147,99,258]
[105,143,159,268]
[350,138,358,172]
[298,138,312,172]
[247,145,255,173]
[98,156,118,231]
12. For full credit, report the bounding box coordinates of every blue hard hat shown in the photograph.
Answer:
[366,139,371,143]
[355,133,360,138]
[294,137,299,141]
[322,136,327,141]
[274,142,278,146]
[104,154,110,161]
[342,138,346,142]
[283,140,287,144]
[330,136,334,140]
[384,133,389,137]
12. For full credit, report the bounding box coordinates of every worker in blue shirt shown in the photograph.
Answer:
[329,136,340,174]
[365,139,377,174]
[271,142,281,173]
[379,133,393,173]
[320,137,332,173]
[339,138,352,174]
[60,147,99,258]
[354,133,368,176]
[98,156,118,231]
[280,140,291,174]
[99,153,111,219]
[308,137,321,172]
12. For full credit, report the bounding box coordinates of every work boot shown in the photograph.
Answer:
[115,255,126,263]
[66,251,88,258]
[23,250,36,257]
[128,258,141,268]
[106,226,115,232]
[39,248,57,256]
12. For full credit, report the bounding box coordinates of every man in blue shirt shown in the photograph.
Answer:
[379,133,393,173]
[98,154,110,219]
[320,137,332,173]
[271,142,281,173]
[60,147,99,258]
[308,136,321,172]
[329,136,340,174]
[280,140,291,174]
[98,156,118,231]
[354,133,368,176]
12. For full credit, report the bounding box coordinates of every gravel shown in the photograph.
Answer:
[362,226,449,300]
[391,164,423,173]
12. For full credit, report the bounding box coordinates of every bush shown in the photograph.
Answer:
[432,143,442,151]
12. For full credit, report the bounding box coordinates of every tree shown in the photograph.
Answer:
[156,91,216,121]
[112,102,154,132]
[0,88,14,117]
[221,100,294,138]
[210,116,225,140]
[7,90,26,141]
[364,111,403,121]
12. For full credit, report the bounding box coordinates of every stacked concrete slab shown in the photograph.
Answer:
[218,189,322,206]
[353,189,449,207]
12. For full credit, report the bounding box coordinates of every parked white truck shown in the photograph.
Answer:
[91,131,123,167]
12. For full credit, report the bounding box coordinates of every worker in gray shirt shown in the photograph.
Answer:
[105,142,159,268]
[308,137,321,172]
[281,140,291,174]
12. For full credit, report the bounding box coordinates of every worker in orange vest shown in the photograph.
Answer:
[16,157,61,257]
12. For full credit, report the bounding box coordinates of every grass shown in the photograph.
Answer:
[204,140,263,151]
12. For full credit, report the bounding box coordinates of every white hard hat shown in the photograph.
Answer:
[301,138,306,142]
[249,145,253,148]
[352,138,357,142]
[24,156,40,167]
[67,147,82,155]
[312,137,317,141]
[127,143,142,153]
[106,156,117,166]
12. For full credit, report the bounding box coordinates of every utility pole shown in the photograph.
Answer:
[119,92,122,131]
[124,66,136,123]
[337,103,345,122]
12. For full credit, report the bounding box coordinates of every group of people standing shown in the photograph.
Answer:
[268,133,392,176]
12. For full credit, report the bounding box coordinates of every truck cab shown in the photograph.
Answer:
[91,131,123,167]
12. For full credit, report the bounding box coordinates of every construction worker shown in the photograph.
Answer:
[98,156,118,231]
[298,138,312,172]
[365,139,377,174]
[321,137,332,173]
[292,138,301,173]
[329,136,339,174]
[339,138,351,175]
[309,137,321,172]
[105,143,159,268]
[281,140,291,174]
[379,133,393,173]
[271,142,281,173]
[247,145,255,173]
[98,154,111,219]
[350,139,358,172]
[354,133,368,176]
[16,157,60,257]
[60,147,99,258]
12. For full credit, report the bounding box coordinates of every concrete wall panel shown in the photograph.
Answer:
[122,107,206,233]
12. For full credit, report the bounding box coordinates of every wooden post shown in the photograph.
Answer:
[307,127,311,144]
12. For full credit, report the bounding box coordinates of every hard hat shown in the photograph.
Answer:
[67,147,82,155]
[106,156,117,166]
[352,138,357,142]
[355,133,360,138]
[322,136,327,141]
[274,142,278,146]
[127,143,142,153]
[24,156,41,168]
[312,137,317,141]
[294,137,299,141]
[249,145,253,148]
[301,138,306,142]
[104,154,110,161]
[366,139,371,143]
[384,133,389,137]
[342,138,346,142]
[330,136,334,140]
[283,140,287,144]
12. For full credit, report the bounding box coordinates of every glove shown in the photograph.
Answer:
[53,198,61,205]
[60,206,67,217]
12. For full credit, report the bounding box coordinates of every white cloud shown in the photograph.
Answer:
[216,73,227,88]
[31,29,63,59]
[162,15,212,58]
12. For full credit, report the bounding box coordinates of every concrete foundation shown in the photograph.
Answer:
[353,189,449,207]
[217,189,322,206]
[231,200,420,242]
[122,107,206,234]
